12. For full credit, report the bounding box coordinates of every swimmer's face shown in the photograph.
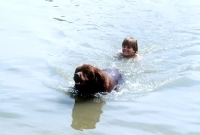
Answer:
[122,45,136,57]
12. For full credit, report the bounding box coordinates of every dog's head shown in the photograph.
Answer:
[73,64,109,95]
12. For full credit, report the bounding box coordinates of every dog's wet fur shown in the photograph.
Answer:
[73,64,122,95]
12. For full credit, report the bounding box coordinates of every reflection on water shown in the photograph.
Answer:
[71,97,105,131]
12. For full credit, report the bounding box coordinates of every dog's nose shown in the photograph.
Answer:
[74,73,81,83]
[74,73,79,78]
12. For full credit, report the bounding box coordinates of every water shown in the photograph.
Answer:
[0,0,200,134]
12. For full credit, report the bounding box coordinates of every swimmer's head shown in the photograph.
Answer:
[122,37,138,53]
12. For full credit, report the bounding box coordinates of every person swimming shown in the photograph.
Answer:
[120,37,138,58]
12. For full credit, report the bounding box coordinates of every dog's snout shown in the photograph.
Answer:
[74,73,79,78]
[74,72,81,83]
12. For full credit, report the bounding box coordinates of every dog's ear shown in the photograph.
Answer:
[95,69,106,87]
[94,68,103,79]
[95,72,103,81]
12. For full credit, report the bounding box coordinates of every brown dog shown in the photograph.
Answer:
[73,64,122,95]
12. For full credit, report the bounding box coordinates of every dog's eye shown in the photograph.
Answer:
[83,69,88,73]
[84,70,93,77]
[85,71,91,76]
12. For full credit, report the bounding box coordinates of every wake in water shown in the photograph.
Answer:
[44,47,177,100]
[43,21,199,100]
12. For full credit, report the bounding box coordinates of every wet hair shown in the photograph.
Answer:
[122,37,138,53]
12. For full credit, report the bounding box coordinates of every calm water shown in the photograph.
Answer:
[0,0,200,135]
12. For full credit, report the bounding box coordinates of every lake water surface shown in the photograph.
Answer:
[0,0,200,135]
